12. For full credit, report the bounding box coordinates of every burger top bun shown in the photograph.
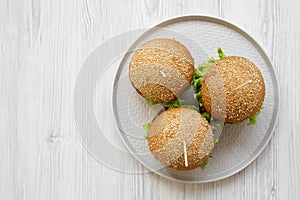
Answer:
[201,56,265,122]
[129,38,194,103]
[148,108,214,170]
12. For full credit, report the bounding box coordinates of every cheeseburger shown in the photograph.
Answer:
[129,38,194,103]
[148,108,214,170]
[201,56,265,122]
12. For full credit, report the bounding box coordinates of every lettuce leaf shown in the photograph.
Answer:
[145,98,158,106]
[248,106,264,125]
[143,123,151,133]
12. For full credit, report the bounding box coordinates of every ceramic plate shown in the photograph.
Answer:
[112,16,279,183]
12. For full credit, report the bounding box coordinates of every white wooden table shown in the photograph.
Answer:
[1,0,300,199]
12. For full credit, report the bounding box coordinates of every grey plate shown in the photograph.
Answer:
[112,15,279,183]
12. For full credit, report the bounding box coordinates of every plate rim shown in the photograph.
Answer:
[112,14,280,183]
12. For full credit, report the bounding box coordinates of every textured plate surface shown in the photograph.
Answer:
[112,16,279,183]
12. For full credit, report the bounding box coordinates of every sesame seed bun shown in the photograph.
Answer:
[129,38,194,102]
[201,56,265,122]
[148,108,214,170]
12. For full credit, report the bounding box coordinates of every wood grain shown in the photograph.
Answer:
[0,0,300,199]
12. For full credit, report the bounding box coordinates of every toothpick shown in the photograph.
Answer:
[234,80,252,91]
[183,141,188,167]
[159,70,166,77]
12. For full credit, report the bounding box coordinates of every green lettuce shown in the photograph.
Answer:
[193,47,226,121]
[143,123,151,140]
[200,159,209,170]
[145,98,158,106]
[248,106,264,125]
[143,123,151,133]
